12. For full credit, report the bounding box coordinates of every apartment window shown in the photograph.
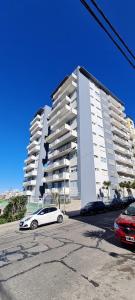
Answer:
[101,157,106,163]
[97,116,102,120]
[92,132,96,135]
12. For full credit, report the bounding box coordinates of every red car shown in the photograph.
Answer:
[114,203,135,245]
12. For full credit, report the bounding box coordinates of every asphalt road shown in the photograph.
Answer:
[0,210,135,300]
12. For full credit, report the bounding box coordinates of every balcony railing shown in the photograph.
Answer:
[117,165,134,176]
[115,155,133,166]
[49,131,77,150]
[24,155,37,164]
[44,159,69,172]
[28,145,40,155]
[46,124,70,143]
[23,162,38,171]
[43,172,69,183]
[45,187,69,195]
[30,114,41,126]
[27,141,39,151]
[48,142,77,160]
[24,170,37,178]
[113,135,129,148]
[53,73,77,101]
[112,125,128,139]
[50,107,77,129]
[114,145,131,157]
[49,96,71,118]
[23,180,36,187]
[30,130,42,142]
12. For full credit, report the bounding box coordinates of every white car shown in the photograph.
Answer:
[19,207,63,230]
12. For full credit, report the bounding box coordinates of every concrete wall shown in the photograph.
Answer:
[77,69,97,207]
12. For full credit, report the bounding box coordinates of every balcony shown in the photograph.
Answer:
[48,105,69,126]
[112,126,128,139]
[113,135,129,148]
[46,124,70,143]
[27,141,39,151]
[44,159,69,172]
[114,145,131,157]
[30,114,41,126]
[109,96,124,110]
[53,73,77,101]
[109,110,127,125]
[51,187,69,195]
[30,122,42,135]
[43,172,69,183]
[50,105,77,131]
[115,155,133,166]
[49,96,70,118]
[118,176,135,183]
[49,131,77,150]
[30,130,42,142]
[23,180,36,187]
[28,145,40,155]
[24,155,37,164]
[24,170,37,178]
[48,142,77,160]
[23,162,38,172]
[24,191,33,196]
[117,165,134,176]
[111,118,127,132]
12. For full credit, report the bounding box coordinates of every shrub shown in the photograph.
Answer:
[3,196,27,220]
[0,217,7,224]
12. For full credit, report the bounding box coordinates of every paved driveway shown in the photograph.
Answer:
[0,210,135,300]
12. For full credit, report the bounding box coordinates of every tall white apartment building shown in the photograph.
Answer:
[23,106,51,202]
[43,66,135,207]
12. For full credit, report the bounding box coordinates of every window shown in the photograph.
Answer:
[101,157,106,163]
[48,207,57,212]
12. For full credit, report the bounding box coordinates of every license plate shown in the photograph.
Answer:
[126,236,135,242]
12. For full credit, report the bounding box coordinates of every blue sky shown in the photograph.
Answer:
[0,0,134,192]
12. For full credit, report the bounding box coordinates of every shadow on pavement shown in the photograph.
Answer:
[71,210,135,253]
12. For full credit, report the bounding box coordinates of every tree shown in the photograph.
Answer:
[125,181,132,196]
[119,182,126,197]
[3,196,27,221]
[131,181,135,196]
[103,181,111,199]
[52,192,61,209]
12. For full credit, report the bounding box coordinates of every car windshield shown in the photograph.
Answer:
[123,204,135,216]
[32,208,42,215]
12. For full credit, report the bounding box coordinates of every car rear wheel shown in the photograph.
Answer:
[57,215,63,223]
[30,220,38,230]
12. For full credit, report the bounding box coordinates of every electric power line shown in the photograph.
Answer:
[80,0,135,69]
[90,0,135,61]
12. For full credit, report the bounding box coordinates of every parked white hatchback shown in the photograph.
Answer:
[19,207,63,230]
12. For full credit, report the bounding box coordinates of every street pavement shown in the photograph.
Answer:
[0,210,135,300]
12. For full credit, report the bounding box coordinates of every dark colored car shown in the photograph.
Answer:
[122,196,135,208]
[114,203,135,245]
[108,198,123,211]
[80,201,106,216]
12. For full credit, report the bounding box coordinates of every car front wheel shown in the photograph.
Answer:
[57,215,63,223]
[30,220,38,230]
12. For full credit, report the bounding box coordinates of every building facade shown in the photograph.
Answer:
[23,67,135,207]
[23,106,51,202]
[43,67,135,207]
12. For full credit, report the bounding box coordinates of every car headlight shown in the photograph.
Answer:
[114,222,119,230]
[24,217,31,222]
